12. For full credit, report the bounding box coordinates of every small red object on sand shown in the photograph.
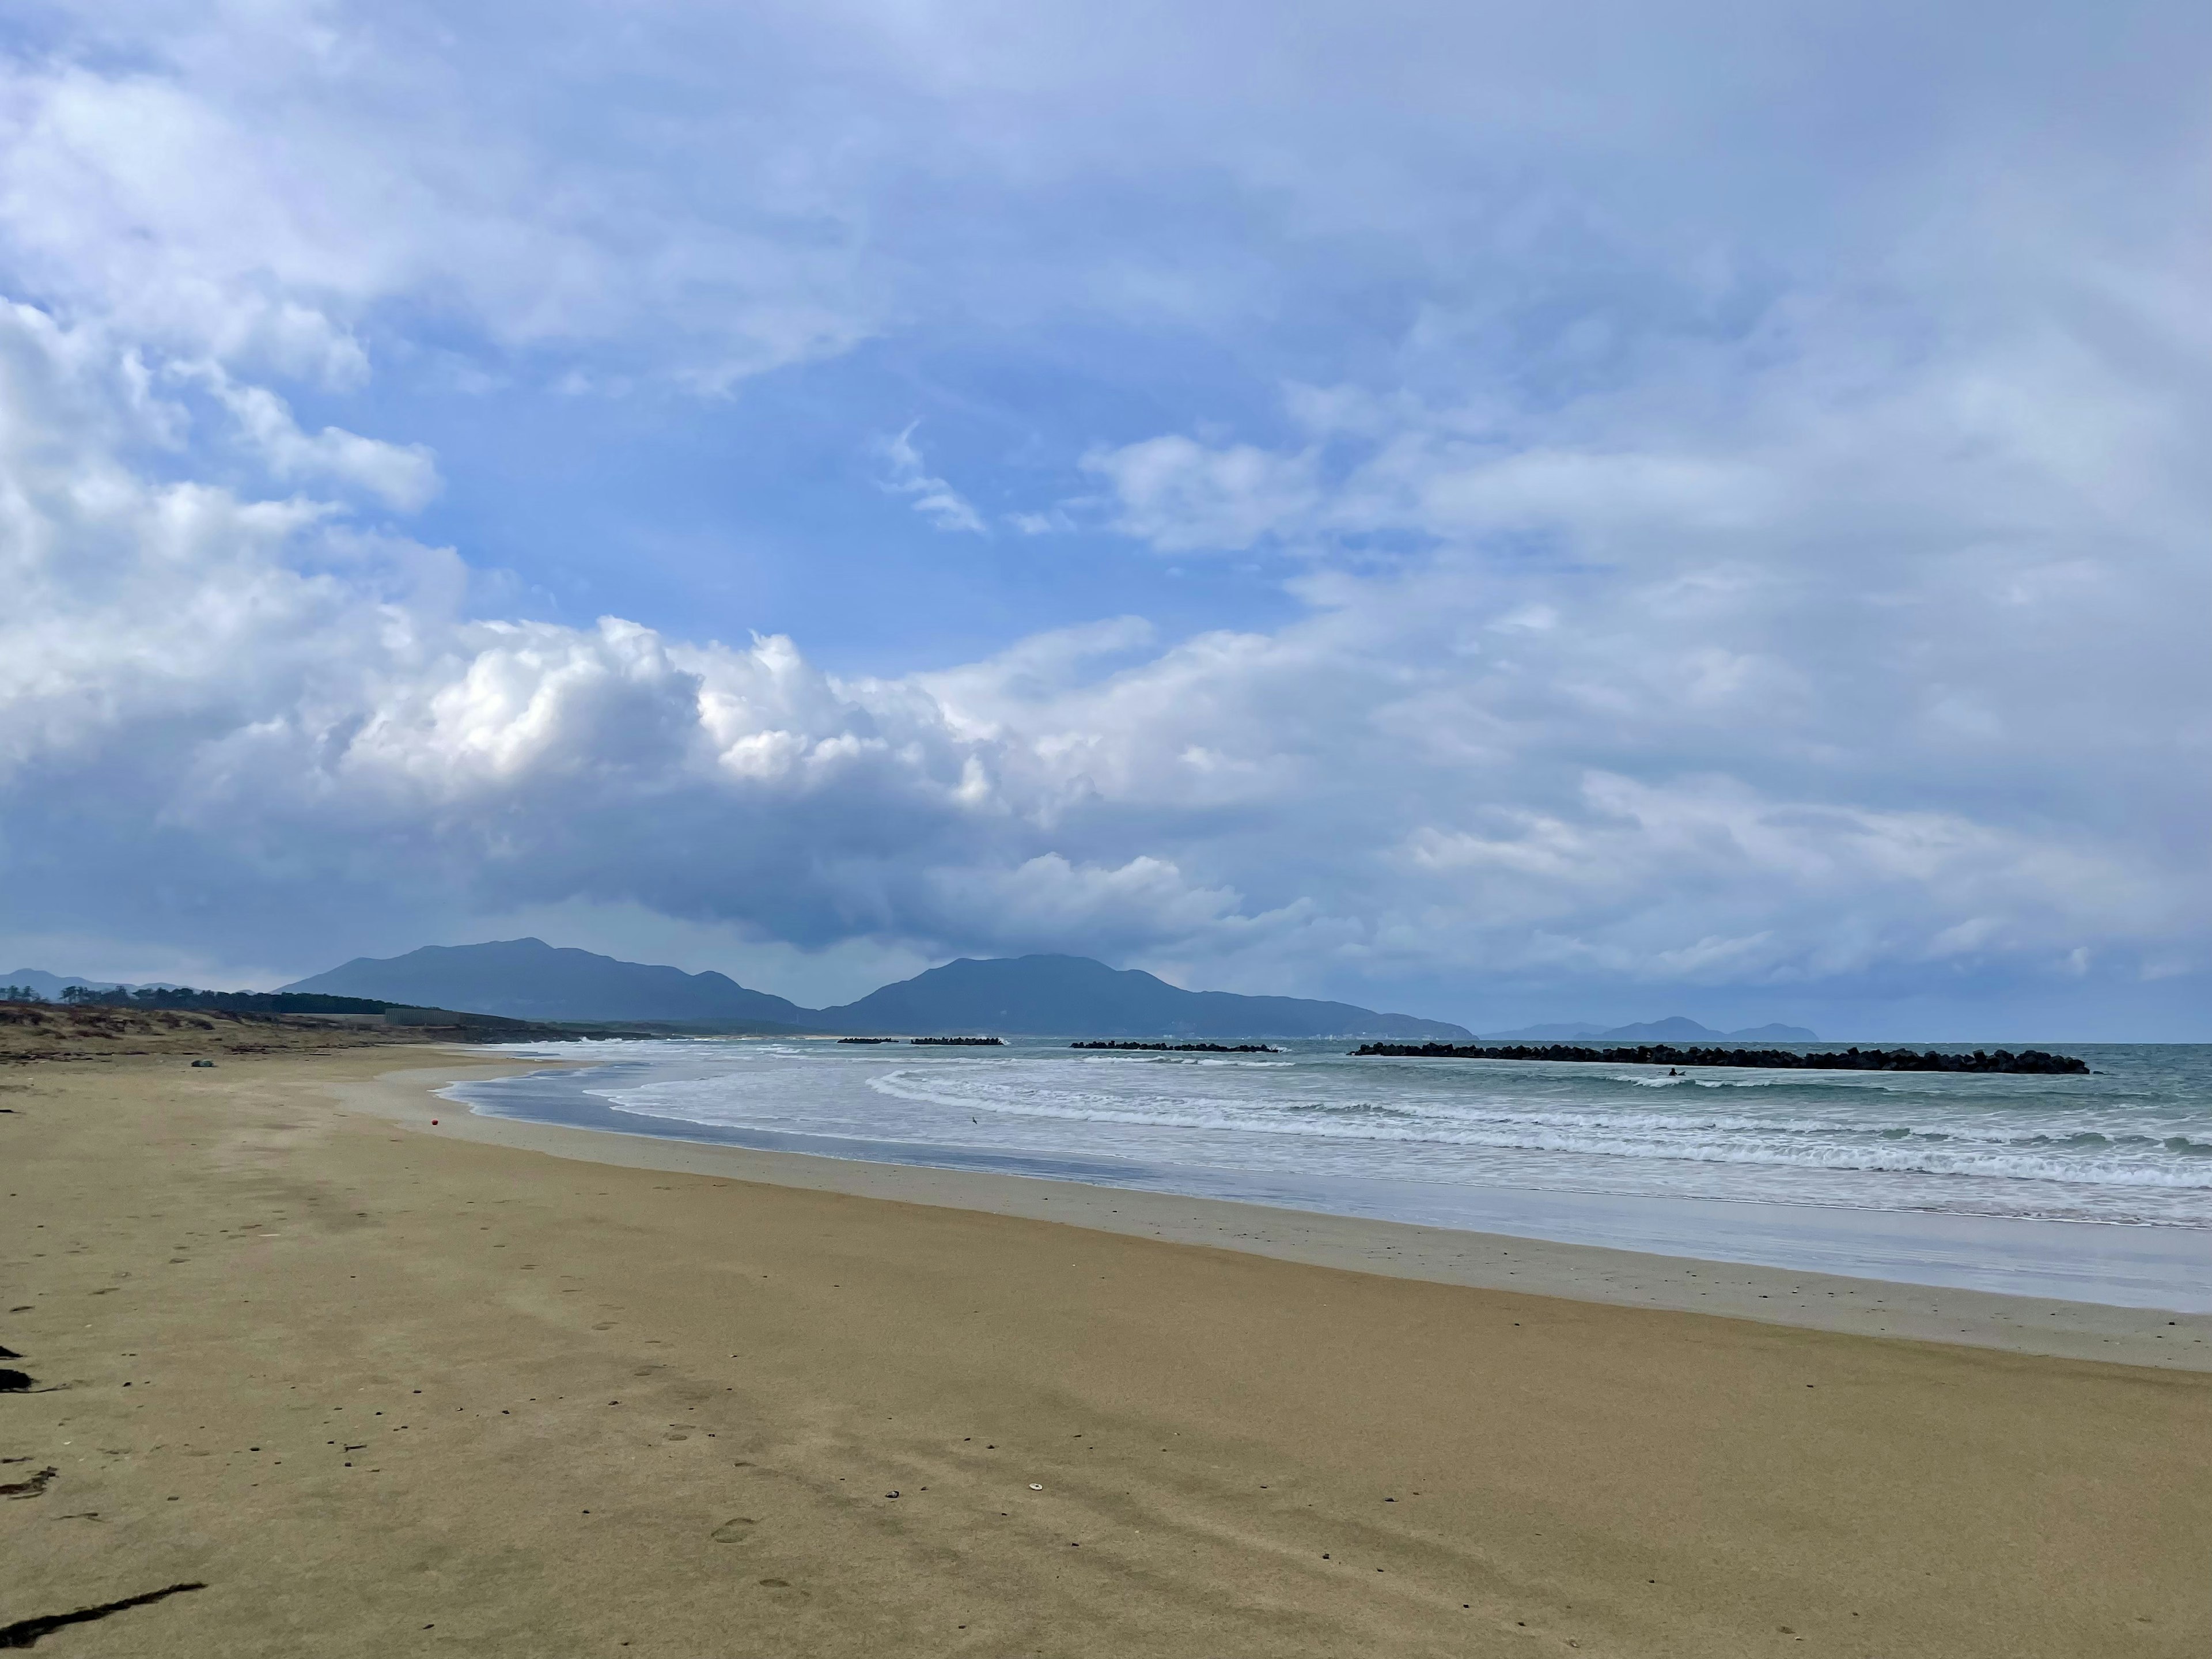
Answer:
[431,1119,439,1125]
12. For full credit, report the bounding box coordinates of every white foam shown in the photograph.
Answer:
[477,1036,2212,1230]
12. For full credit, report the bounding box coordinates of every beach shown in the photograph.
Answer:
[4,1044,2208,1656]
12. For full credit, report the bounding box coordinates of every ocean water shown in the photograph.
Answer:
[444,1037,2212,1308]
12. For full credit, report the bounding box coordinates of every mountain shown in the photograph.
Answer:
[1600,1016,1822,1042]
[1480,1016,1820,1043]
[815,955,1471,1039]
[1594,1016,1732,1043]
[282,939,810,1028]
[2,969,122,999]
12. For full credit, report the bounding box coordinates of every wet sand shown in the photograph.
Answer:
[3,1047,2207,1656]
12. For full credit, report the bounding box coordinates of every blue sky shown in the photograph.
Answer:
[2,0,2209,1036]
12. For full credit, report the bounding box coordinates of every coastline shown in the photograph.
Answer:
[7,1044,2209,1658]
[358,1056,2212,1370]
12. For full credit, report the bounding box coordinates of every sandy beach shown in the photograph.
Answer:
[4,1043,2208,1657]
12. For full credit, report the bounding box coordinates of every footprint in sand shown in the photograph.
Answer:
[710,1518,757,1543]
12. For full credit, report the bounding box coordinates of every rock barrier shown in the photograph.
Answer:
[1349,1042,2090,1074]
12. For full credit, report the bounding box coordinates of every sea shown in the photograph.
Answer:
[441,1037,2212,1311]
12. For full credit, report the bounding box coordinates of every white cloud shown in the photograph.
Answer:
[2,281,2208,1022]
[878,425,986,533]
[184,368,439,509]
[1084,435,1320,552]
[923,854,1255,950]
[0,14,881,390]
[1006,507,1073,535]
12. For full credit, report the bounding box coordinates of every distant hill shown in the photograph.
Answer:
[1,968,172,1000]
[1484,1015,1819,1043]
[1596,1016,1741,1043]
[282,938,810,1029]
[815,955,1471,1039]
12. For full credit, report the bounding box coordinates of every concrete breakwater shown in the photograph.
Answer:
[1350,1042,2092,1074]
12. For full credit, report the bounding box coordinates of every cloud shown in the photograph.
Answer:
[1,0,2209,1035]
[1084,437,1320,553]
[878,425,986,533]
[185,368,439,509]
[0,10,882,389]
[2,282,2207,1026]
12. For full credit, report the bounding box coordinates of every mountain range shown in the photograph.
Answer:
[1480,1016,1820,1042]
[279,939,810,1027]
[280,939,1474,1039]
[9,940,1817,1043]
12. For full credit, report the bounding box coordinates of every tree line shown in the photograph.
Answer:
[1,984,398,1016]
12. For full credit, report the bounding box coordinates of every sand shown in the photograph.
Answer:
[3,1046,2207,1657]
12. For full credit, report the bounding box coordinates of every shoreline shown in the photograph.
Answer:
[355,1055,2212,1371]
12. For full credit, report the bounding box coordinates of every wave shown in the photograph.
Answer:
[1075,1054,1292,1069]
[865,1068,2183,1146]
[1620,1072,1897,1091]
[855,1070,2212,1192]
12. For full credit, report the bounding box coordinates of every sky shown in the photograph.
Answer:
[2,0,2209,1037]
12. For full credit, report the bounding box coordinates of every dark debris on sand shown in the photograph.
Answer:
[0,1583,206,1649]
